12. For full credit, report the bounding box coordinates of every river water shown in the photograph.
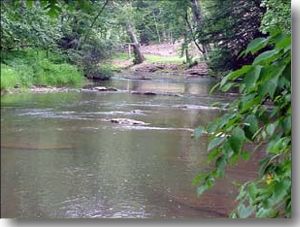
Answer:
[1,74,259,218]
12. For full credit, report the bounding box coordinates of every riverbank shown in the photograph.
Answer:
[0,49,84,92]
[1,44,209,96]
[111,43,209,77]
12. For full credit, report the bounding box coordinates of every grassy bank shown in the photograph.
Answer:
[1,49,84,90]
[112,52,184,65]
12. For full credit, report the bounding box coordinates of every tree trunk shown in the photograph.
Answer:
[126,23,145,64]
[183,33,191,64]
[190,0,209,60]
[152,11,161,43]
[190,0,202,27]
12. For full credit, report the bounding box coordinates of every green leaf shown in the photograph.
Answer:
[208,137,226,151]
[194,126,205,139]
[221,82,234,92]
[197,184,209,196]
[192,173,206,185]
[253,49,280,65]
[275,35,291,49]
[207,148,221,162]
[229,127,246,153]
[220,65,252,87]
[266,137,289,154]
[196,176,215,196]
[271,179,291,205]
[266,122,278,136]
[243,65,262,90]
[241,151,250,160]
[245,37,269,54]
[209,82,220,94]
[256,208,278,218]
[244,114,259,140]
[248,183,257,202]
[26,0,33,8]
[237,204,254,218]
[215,155,227,176]
[268,66,286,98]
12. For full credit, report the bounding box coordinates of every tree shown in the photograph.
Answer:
[194,31,291,218]
[195,0,265,72]
[111,0,145,64]
[0,1,62,51]
[193,0,291,217]
[260,0,291,34]
[126,22,145,64]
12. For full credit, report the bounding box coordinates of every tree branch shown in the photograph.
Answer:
[184,12,205,54]
[83,0,110,43]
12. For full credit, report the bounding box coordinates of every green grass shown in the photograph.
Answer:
[0,64,19,89]
[1,48,84,90]
[112,52,184,65]
[112,52,133,61]
[144,54,184,64]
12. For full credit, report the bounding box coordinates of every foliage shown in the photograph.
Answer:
[260,0,291,34]
[0,64,19,89]
[194,31,291,218]
[1,0,116,81]
[144,54,184,64]
[206,48,232,74]
[0,1,61,51]
[195,0,264,72]
[1,49,83,89]
[56,0,116,79]
[83,64,114,81]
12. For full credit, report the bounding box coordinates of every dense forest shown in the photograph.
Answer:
[1,0,291,219]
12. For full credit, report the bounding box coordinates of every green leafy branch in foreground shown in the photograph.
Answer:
[194,31,291,218]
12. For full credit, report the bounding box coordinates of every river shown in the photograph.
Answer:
[1,73,259,218]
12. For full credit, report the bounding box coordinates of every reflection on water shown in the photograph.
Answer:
[1,77,257,218]
[101,76,214,96]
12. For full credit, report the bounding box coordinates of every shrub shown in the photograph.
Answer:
[84,64,113,80]
[33,59,83,86]
[1,48,84,89]
[0,64,19,89]
[194,32,291,218]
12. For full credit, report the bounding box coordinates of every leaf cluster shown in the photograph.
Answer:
[194,31,291,218]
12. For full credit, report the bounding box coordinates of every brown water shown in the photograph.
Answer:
[1,75,258,218]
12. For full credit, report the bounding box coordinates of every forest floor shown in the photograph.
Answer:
[111,43,208,77]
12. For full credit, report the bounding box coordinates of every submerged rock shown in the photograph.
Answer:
[131,91,157,95]
[131,91,182,97]
[108,118,150,126]
[93,86,118,91]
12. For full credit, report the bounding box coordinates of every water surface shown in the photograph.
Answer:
[1,75,258,218]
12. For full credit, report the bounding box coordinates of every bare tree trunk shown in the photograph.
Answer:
[183,33,191,64]
[190,0,202,27]
[126,23,145,64]
[189,0,209,60]
[152,11,161,43]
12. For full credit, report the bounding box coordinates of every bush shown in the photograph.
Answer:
[33,60,83,86]
[1,48,84,89]
[194,32,291,218]
[0,64,19,89]
[84,64,113,80]
[207,48,233,72]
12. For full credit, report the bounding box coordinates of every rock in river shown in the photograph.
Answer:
[93,86,118,91]
[109,118,150,125]
[131,91,157,95]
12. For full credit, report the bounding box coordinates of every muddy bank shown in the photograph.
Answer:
[116,61,209,77]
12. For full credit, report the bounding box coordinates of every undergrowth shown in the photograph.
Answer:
[1,48,84,90]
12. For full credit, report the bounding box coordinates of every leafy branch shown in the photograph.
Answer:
[194,31,291,218]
